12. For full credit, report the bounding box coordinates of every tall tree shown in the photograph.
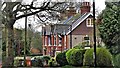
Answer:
[98,2,120,55]
[1,0,68,66]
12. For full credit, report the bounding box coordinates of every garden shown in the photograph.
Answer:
[14,44,120,68]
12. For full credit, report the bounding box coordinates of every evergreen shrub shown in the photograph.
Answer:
[83,48,113,67]
[56,51,68,66]
[66,49,86,66]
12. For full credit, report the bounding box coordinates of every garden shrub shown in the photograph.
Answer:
[66,49,86,66]
[48,58,58,67]
[83,48,113,67]
[56,51,68,66]
[42,55,51,65]
[43,55,51,60]
[14,59,20,67]
[113,54,120,67]
[31,56,44,67]
[66,49,75,65]
[36,58,44,67]
[83,48,94,66]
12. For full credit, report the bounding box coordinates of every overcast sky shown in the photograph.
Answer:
[13,0,106,32]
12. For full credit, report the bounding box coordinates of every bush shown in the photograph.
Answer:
[42,55,51,64]
[66,49,75,65]
[66,49,86,66]
[40,55,51,66]
[43,55,51,60]
[83,48,113,67]
[48,58,58,67]
[31,56,43,67]
[14,59,20,67]
[56,51,68,66]
[83,48,94,66]
[113,54,120,67]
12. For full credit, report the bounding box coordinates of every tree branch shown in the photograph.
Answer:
[16,9,43,20]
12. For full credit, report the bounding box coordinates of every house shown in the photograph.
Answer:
[67,12,94,48]
[42,24,70,56]
[42,2,97,56]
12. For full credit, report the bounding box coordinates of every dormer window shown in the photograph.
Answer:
[86,18,93,27]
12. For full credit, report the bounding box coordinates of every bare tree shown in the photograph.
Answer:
[1,0,68,66]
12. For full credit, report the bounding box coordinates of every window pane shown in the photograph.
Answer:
[91,19,93,25]
[87,19,90,25]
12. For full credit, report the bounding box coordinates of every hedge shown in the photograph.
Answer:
[83,48,113,67]
[31,56,44,67]
[66,49,86,66]
[66,49,75,65]
[56,51,68,66]
[48,57,58,67]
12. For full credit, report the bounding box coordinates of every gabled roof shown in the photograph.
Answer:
[42,12,93,35]
[42,24,70,35]
[53,24,70,35]
[66,12,93,35]
[63,16,73,24]
[65,13,82,25]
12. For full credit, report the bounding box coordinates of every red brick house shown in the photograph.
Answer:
[67,12,94,48]
[42,24,70,56]
[42,2,96,56]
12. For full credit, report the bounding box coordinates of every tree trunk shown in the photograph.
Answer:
[3,23,15,67]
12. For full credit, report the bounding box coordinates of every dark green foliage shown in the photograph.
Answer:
[98,2,120,55]
[31,56,47,67]
[66,49,75,65]
[66,49,86,66]
[96,48,113,66]
[83,48,94,66]
[14,59,21,67]
[42,55,51,61]
[113,54,120,67]
[35,58,43,67]
[83,48,113,67]
[56,51,68,66]
[32,57,44,67]
[48,58,57,67]
[42,55,51,65]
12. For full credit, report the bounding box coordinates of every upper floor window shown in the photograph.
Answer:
[54,35,56,46]
[58,35,62,46]
[86,18,93,27]
[48,36,51,46]
[45,36,47,46]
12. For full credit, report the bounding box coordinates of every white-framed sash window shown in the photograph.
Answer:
[86,18,93,27]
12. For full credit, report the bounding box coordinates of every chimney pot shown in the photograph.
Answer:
[80,2,91,14]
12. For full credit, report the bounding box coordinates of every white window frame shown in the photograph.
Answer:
[83,35,90,46]
[54,35,56,46]
[64,35,66,47]
[45,36,47,46]
[48,36,51,46]
[58,35,62,46]
[86,18,93,27]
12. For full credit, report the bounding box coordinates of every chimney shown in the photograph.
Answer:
[80,2,91,14]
